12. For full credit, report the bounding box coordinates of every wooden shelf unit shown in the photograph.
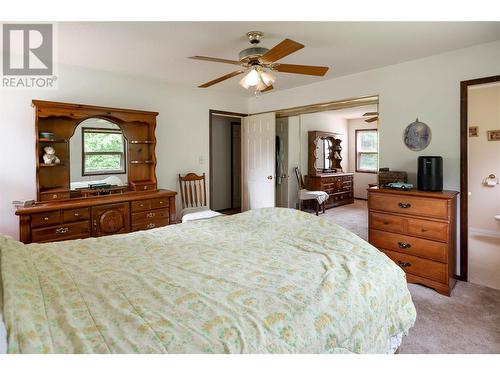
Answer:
[33,100,160,201]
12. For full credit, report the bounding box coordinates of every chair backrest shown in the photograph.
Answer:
[294,167,305,189]
[179,173,207,209]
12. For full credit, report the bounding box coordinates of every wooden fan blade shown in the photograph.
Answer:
[198,70,244,88]
[365,116,378,123]
[189,56,241,66]
[259,39,304,64]
[273,63,329,76]
[261,85,274,92]
[363,112,378,116]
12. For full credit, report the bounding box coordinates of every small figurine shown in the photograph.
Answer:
[43,146,61,164]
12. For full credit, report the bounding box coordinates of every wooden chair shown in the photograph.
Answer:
[294,167,327,216]
[178,173,222,223]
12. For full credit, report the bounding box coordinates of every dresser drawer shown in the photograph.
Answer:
[406,218,449,242]
[369,193,449,219]
[132,208,169,222]
[370,212,449,242]
[383,249,447,284]
[32,221,90,242]
[39,191,71,202]
[31,211,61,228]
[131,217,169,232]
[370,229,448,262]
[151,197,169,209]
[131,199,152,212]
[63,207,90,223]
[370,212,405,233]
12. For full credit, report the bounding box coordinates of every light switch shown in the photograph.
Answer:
[198,155,204,164]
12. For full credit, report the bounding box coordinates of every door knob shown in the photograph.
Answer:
[267,176,273,180]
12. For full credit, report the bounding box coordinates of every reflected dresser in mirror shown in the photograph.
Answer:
[304,130,354,208]
[16,100,177,244]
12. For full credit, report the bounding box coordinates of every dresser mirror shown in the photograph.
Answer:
[69,118,128,194]
[315,137,333,171]
[308,130,343,175]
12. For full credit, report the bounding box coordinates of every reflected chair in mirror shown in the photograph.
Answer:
[294,167,328,216]
[178,173,223,223]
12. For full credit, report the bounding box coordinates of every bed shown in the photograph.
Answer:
[0,207,416,354]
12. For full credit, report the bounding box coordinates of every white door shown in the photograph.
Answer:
[242,112,276,211]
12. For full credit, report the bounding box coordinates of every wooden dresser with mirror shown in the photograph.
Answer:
[304,130,354,208]
[16,100,176,244]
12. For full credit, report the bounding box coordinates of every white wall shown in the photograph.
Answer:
[211,115,233,211]
[0,64,247,238]
[249,40,500,191]
[298,111,349,174]
[348,118,379,199]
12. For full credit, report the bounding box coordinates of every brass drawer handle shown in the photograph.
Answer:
[398,202,411,209]
[398,242,411,249]
[146,212,155,218]
[74,212,80,217]
[43,216,50,221]
[146,223,156,229]
[55,227,69,234]
[398,261,411,268]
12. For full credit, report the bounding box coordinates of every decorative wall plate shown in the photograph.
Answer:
[403,118,431,151]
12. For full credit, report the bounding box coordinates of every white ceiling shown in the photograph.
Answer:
[323,104,378,120]
[57,22,500,97]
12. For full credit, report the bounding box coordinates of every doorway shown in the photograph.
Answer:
[460,75,500,287]
[209,110,245,214]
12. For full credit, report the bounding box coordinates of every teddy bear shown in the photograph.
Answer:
[43,146,61,164]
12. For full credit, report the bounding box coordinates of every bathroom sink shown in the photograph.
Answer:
[495,215,500,222]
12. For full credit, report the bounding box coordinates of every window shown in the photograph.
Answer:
[82,127,126,176]
[356,129,378,173]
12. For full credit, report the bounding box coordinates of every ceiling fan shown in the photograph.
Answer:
[363,112,379,123]
[189,31,329,94]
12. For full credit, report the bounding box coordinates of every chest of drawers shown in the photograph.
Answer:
[367,187,458,296]
[305,173,354,208]
[16,190,176,244]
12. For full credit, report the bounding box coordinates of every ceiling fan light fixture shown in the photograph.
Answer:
[260,71,276,86]
[255,78,268,92]
[239,68,260,89]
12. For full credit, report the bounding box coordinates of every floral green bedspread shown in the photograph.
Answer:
[0,207,416,353]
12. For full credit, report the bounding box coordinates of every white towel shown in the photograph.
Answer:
[300,189,329,204]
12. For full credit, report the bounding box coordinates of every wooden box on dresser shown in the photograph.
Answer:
[16,190,176,244]
[305,173,354,208]
[367,187,459,296]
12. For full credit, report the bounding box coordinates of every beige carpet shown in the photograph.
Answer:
[321,199,500,354]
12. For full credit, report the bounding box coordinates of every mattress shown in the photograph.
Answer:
[0,207,416,353]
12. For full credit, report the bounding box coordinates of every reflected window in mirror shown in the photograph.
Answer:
[69,118,128,192]
[82,127,126,175]
[356,129,378,173]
